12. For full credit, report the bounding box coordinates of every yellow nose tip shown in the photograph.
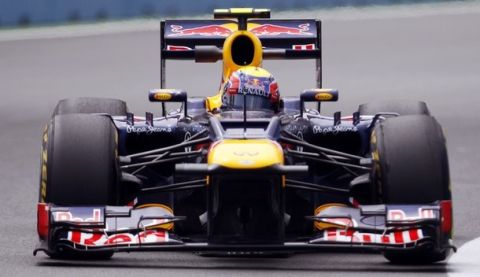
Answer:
[208,139,283,169]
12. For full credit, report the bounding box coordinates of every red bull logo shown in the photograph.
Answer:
[247,78,261,86]
[170,24,232,37]
[53,208,103,224]
[68,230,169,246]
[168,23,313,37]
[249,23,312,36]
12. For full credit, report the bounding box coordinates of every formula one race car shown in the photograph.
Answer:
[34,8,454,264]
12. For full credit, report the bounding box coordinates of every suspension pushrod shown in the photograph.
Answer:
[138,149,203,161]
[285,179,349,193]
[286,150,370,171]
[121,154,202,169]
[282,131,359,175]
[280,136,364,161]
[141,179,206,193]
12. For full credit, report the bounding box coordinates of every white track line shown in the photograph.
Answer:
[449,237,480,277]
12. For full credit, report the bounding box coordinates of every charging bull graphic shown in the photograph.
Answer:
[169,23,312,37]
[250,23,312,36]
[170,24,233,37]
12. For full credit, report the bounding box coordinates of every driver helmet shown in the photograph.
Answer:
[222,66,280,112]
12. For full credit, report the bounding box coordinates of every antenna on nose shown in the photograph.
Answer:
[213,8,270,30]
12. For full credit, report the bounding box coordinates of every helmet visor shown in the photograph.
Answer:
[227,94,273,112]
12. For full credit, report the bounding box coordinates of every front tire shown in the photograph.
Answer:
[371,115,451,264]
[359,100,430,116]
[41,114,119,259]
[371,115,450,204]
[45,114,119,205]
[53,97,127,116]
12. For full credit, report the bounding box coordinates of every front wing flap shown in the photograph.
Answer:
[34,202,452,255]
[309,203,447,247]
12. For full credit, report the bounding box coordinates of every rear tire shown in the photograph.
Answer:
[359,100,430,116]
[41,114,119,259]
[53,97,127,116]
[371,115,451,264]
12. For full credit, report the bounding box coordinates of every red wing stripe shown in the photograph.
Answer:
[326,229,337,241]
[363,234,371,243]
[381,235,390,243]
[320,229,423,245]
[394,231,404,243]
[409,229,420,241]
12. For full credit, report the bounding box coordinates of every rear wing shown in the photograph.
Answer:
[160,19,322,88]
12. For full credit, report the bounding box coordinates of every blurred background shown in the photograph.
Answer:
[0,0,466,27]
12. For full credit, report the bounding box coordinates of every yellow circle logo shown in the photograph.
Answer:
[154,93,172,101]
[315,92,333,101]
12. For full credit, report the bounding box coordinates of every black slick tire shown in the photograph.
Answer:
[359,100,430,116]
[53,97,127,116]
[371,114,451,264]
[41,114,119,259]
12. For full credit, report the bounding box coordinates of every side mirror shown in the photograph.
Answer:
[148,89,188,117]
[280,97,301,114]
[300,88,339,117]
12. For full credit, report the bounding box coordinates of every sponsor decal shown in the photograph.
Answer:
[239,73,277,98]
[323,228,423,245]
[249,23,312,36]
[227,74,274,98]
[168,23,313,37]
[153,93,172,101]
[53,208,103,224]
[314,92,333,101]
[67,230,169,246]
[170,24,232,37]
[293,44,315,50]
[387,207,436,222]
[312,125,358,135]
[240,84,271,98]
[126,125,172,135]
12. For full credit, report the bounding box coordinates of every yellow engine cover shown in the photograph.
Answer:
[208,139,283,169]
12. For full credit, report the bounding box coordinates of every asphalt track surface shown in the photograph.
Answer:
[1,5,480,277]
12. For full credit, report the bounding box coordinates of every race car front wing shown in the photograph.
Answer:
[34,201,455,256]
